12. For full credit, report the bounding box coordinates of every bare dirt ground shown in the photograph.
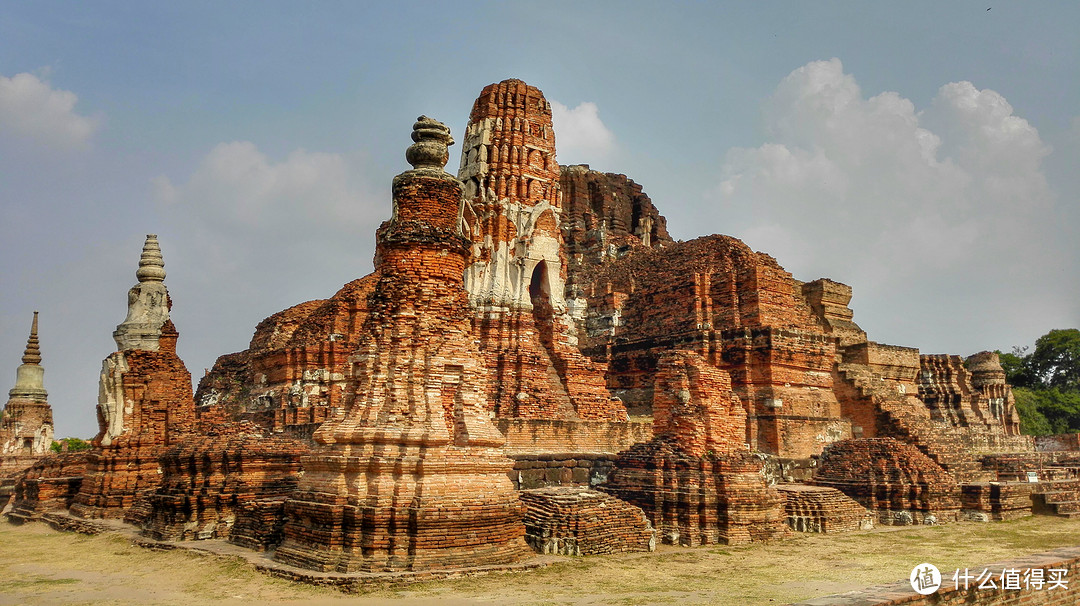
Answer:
[3,515,1080,605]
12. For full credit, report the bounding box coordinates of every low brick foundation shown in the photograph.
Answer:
[777,484,874,533]
[520,487,655,555]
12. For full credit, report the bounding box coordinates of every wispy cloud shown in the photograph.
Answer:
[0,72,99,151]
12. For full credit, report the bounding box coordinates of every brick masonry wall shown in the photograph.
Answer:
[195,274,378,434]
[274,118,531,573]
[142,433,308,541]
[497,418,652,455]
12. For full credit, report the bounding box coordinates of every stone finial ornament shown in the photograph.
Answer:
[10,311,46,399]
[136,234,166,282]
[21,312,41,366]
[405,115,454,171]
[113,234,172,351]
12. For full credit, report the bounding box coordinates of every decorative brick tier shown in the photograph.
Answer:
[274,116,530,573]
[776,484,874,533]
[141,433,308,541]
[519,487,655,555]
[811,438,962,525]
[6,452,87,523]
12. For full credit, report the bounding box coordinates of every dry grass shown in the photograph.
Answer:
[2,516,1080,605]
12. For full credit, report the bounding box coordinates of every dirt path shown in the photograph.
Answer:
[3,516,1080,605]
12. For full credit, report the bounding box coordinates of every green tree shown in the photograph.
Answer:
[1005,329,1080,436]
[50,437,92,453]
[1029,329,1080,390]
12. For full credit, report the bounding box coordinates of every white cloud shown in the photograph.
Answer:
[155,142,377,234]
[710,58,1073,352]
[0,72,99,150]
[550,100,616,163]
[153,141,388,360]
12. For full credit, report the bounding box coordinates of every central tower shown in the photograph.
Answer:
[458,79,624,422]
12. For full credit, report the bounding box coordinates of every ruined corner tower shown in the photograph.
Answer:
[274,116,530,573]
[458,78,623,422]
[70,235,196,520]
[0,312,55,475]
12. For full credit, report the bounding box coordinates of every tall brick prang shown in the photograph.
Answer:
[458,79,623,423]
[0,312,55,477]
[70,235,196,521]
[274,116,530,572]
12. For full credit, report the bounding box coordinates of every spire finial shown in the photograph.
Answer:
[405,116,454,171]
[136,234,166,283]
[21,311,41,365]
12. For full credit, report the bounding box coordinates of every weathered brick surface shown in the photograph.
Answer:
[458,79,624,423]
[574,233,849,458]
[777,484,874,533]
[560,165,672,271]
[960,481,1034,521]
[496,418,652,455]
[1036,433,1080,452]
[141,432,308,541]
[6,452,86,523]
[811,438,962,525]
[509,453,621,489]
[273,117,530,573]
[602,438,788,546]
[196,275,378,434]
[71,238,197,522]
[520,487,655,555]
[601,351,787,545]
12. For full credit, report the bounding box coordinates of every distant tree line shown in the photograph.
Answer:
[50,437,92,453]
[999,328,1080,436]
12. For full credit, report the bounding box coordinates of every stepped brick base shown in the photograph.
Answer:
[275,446,532,573]
[68,441,164,520]
[811,438,961,525]
[141,433,307,541]
[776,484,874,533]
[520,487,655,555]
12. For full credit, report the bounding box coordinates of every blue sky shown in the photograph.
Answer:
[2,2,1078,438]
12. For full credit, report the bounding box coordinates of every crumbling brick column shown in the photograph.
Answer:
[601,351,787,545]
[70,235,196,521]
[274,116,530,573]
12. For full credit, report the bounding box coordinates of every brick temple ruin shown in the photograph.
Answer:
[4,78,1080,580]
